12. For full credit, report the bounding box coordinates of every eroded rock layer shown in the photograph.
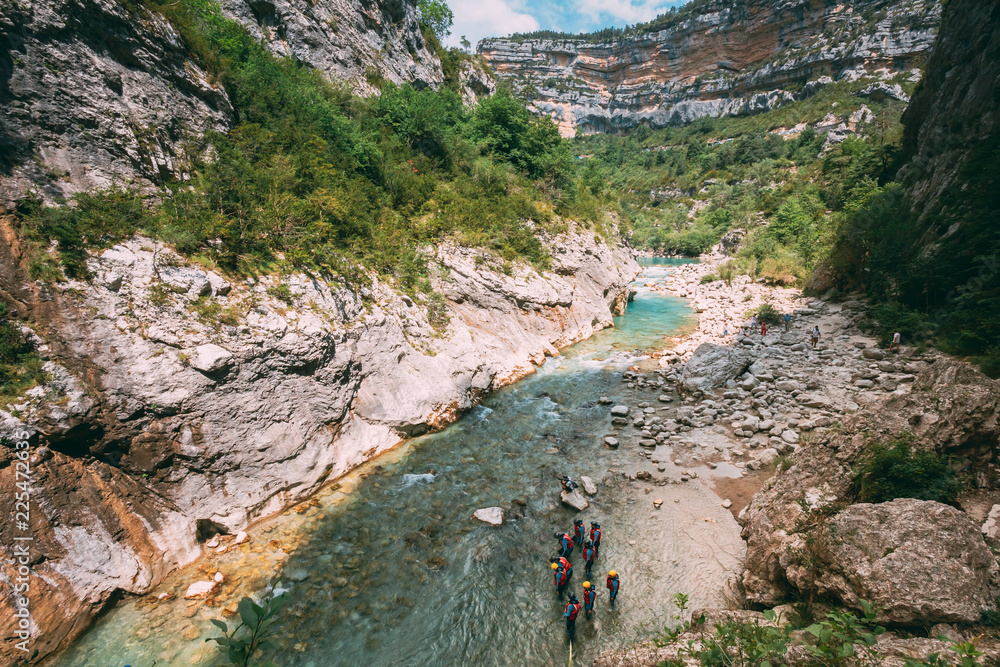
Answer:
[479,0,940,135]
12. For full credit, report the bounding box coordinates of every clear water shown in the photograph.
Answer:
[51,258,746,667]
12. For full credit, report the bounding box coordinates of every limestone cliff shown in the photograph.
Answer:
[479,0,940,136]
[0,219,638,663]
[0,0,447,203]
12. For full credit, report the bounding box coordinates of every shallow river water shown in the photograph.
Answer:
[51,258,746,667]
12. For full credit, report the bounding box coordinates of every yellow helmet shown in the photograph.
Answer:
[583,581,591,589]
[551,562,559,570]
[609,570,617,577]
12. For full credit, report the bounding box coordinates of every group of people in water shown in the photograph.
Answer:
[549,517,620,642]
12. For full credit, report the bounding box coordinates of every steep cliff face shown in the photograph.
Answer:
[898,0,1000,223]
[479,0,940,136]
[0,221,637,664]
[216,0,442,95]
[0,0,445,203]
[0,0,234,202]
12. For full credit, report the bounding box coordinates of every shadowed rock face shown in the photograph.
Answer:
[479,0,940,136]
[0,219,638,664]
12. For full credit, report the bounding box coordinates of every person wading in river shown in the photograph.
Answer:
[555,531,574,558]
[582,540,596,577]
[564,594,581,641]
[551,557,573,599]
[582,581,596,619]
[572,518,586,547]
[590,522,602,558]
[606,570,620,609]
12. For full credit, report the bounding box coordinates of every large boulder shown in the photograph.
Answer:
[803,499,999,624]
[681,343,751,394]
[738,360,1000,623]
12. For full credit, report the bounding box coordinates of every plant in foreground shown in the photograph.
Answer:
[207,593,290,666]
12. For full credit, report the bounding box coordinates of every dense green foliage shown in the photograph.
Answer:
[0,304,45,401]
[417,0,453,39]
[18,0,605,291]
[568,76,909,279]
[850,433,960,505]
[658,599,991,667]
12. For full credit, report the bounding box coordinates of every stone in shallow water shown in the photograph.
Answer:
[184,581,218,599]
[580,476,598,496]
[604,437,619,448]
[610,405,630,416]
[560,489,589,511]
[472,507,505,526]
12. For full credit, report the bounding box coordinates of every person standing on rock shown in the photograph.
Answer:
[751,315,758,331]
[890,331,901,354]
[761,321,768,336]
[810,325,821,348]
[589,522,602,558]
[564,594,581,641]
[551,557,573,598]
[582,540,596,577]
[582,581,596,619]
[606,570,620,609]
[555,531,574,558]
[783,313,793,332]
[572,518,586,547]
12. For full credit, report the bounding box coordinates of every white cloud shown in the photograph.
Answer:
[444,0,541,49]
[574,0,672,25]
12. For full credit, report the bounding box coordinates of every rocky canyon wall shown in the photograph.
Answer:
[0,0,444,203]
[479,0,940,136]
[0,220,638,663]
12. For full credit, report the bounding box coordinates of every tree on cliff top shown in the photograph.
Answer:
[419,0,453,39]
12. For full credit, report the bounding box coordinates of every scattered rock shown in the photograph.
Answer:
[610,405,630,416]
[722,499,733,509]
[184,581,219,599]
[560,489,590,511]
[580,476,598,496]
[982,504,1000,540]
[472,507,505,526]
[604,437,619,448]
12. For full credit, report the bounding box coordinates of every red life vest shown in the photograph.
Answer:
[574,523,585,541]
[584,546,595,562]
[559,533,572,549]
[583,589,596,606]
[591,527,602,543]
[564,601,581,620]
[607,575,619,595]
[554,557,571,585]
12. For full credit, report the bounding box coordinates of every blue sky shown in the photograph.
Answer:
[443,0,688,49]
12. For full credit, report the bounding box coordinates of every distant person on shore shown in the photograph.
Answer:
[811,326,821,348]
[551,557,573,599]
[761,322,768,336]
[889,331,901,354]
[751,315,758,331]
[572,518,585,547]
[783,313,793,332]
[724,326,729,336]
[555,531,574,558]
[582,581,596,619]
[606,571,620,609]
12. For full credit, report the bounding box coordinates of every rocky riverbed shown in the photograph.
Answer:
[593,255,1000,665]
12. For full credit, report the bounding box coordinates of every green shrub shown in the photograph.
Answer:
[207,593,290,666]
[0,304,47,400]
[850,433,960,505]
[751,301,782,325]
[700,273,718,284]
